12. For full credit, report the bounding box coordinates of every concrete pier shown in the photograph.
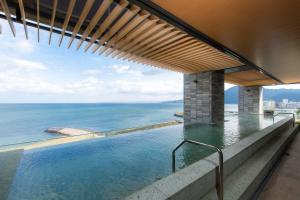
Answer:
[184,70,224,125]
[239,86,263,114]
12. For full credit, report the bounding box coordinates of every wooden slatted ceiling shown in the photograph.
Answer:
[225,70,278,86]
[0,0,246,76]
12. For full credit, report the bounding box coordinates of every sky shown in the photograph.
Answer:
[0,18,299,103]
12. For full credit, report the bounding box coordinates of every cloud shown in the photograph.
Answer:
[84,69,102,77]
[111,64,130,73]
[264,84,300,89]
[110,64,142,76]
[0,32,35,54]
[114,79,182,95]
[12,59,47,70]
[0,55,47,71]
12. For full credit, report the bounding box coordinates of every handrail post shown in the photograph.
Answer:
[273,112,295,127]
[172,140,223,200]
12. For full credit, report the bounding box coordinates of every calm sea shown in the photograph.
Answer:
[0,103,237,146]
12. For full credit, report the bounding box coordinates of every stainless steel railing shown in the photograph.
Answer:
[273,112,295,127]
[172,140,223,200]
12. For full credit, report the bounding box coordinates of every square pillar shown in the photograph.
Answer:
[184,70,224,125]
[239,86,263,114]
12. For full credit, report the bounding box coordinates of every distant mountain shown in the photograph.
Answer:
[165,87,300,104]
[225,86,300,104]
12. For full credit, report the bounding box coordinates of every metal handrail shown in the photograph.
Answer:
[273,112,295,127]
[172,140,223,200]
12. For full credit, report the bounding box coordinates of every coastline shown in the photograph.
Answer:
[0,120,182,152]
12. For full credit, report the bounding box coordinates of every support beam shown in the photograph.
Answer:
[239,86,263,114]
[184,70,224,125]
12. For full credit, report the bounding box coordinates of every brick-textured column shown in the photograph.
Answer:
[239,86,263,114]
[184,70,224,125]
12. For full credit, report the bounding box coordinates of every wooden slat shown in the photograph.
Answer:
[128,52,200,72]
[48,0,58,45]
[0,0,15,36]
[119,23,165,53]
[125,30,182,61]
[153,45,220,62]
[181,52,241,67]
[92,5,140,53]
[119,23,167,57]
[76,0,114,50]
[134,56,192,73]
[146,40,199,60]
[126,26,173,55]
[58,0,76,46]
[67,0,95,48]
[18,0,28,39]
[140,37,190,62]
[98,11,150,55]
[137,32,187,57]
[84,0,129,52]
[115,22,166,59]
[36,0,39,42]
[113,18,159,49]
[109,18,159,57]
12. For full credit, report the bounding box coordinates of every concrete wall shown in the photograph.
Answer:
[239,86,263,114]
[184,71,224,125]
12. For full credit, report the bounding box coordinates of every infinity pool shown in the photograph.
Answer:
[3,114,284,200]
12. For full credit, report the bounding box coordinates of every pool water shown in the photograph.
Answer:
[5,114,284,200]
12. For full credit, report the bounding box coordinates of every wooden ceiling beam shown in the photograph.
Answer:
[0,0,16,37]
[84,0,129,52]
[48,0,58,44]
[58,0,76,46]
[91,5,141,53]
[76,0,114,50]
[67,0,95,48]
[17,0,28,39]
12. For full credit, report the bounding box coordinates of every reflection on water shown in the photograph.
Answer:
[6,114,287,200]
[178,114,275,169]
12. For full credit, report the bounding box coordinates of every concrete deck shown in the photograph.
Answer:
[258,129,300,200]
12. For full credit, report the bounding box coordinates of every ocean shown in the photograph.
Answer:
[0,103,238,146]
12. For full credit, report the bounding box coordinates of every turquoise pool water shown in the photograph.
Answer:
[5,114,284,200]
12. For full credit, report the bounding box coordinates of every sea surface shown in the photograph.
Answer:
[0,103,238,146]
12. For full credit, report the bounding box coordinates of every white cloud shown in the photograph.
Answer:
[84,69,102,77]
[12,59,47,70]
[0,33,35,54]
[111,64,130,73]
[114,79,182,95]
[110,64,142,76]
[264,84,300,89]
[16,40,35,53]
[0,55,47,71]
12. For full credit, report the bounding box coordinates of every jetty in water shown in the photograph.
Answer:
[45,128,98,136]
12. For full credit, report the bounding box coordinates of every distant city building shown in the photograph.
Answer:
[264,100,276,110]
[282,99,289,104]
[276,98,300,109]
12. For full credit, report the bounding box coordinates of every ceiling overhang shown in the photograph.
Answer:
[0,0,294,86]
[149,0,300,84]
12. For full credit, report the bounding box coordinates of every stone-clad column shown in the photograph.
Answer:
[238,86,263,114]
[184,70,224,125]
